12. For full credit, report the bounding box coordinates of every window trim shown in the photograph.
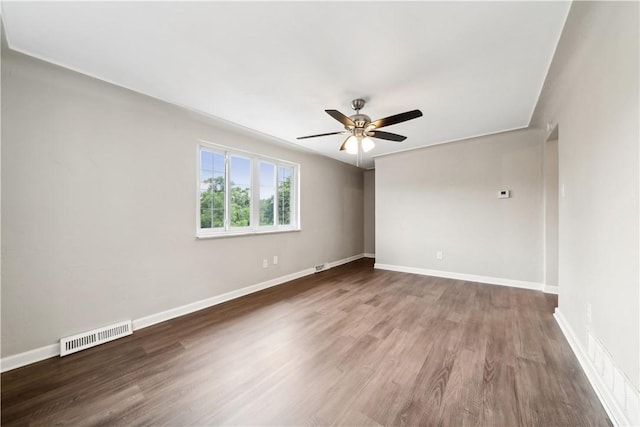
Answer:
[196,141,300,239]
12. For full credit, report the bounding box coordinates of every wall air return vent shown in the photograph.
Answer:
[60,320,132,356]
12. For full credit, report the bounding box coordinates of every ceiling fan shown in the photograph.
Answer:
[297,99,423,154]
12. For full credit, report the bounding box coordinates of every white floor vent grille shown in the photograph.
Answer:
[60,320,132,356]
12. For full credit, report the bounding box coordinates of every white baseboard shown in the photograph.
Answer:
[131,266,317,330]
[554,310,639,426]
[1,253,367,373]
[326,254,366,269]
[0,343,59,373]
[363,253,376,258]
[543,284,559,294]
[374,263,544,292]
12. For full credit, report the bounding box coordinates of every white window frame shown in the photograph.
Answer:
[196,141,300,238]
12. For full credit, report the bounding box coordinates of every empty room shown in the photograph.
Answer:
[1,1,638,426]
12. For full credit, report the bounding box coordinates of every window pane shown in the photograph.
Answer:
[213,154,225,175]
[200,209,212,229]
[278,166,292,225]
[201,150,214,171]
[230,156,251,227]
[200,190,213,208]
[200,169,213,182]
[212,208,224,228]
[259,162,275,226]
[212,172,225,194]
[200,150,225,229]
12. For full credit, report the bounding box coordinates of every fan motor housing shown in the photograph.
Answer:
[347,113,371,130]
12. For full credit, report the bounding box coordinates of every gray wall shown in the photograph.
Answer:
[530,1,639,388]
[544,138,559,287]
[1,48,364,357]
[363,170,375,255]
[375,128,543,283]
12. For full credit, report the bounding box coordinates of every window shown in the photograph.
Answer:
[259,162,276,226]
[198,143,299,237]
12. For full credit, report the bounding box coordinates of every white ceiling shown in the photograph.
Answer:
[2,1,571,169]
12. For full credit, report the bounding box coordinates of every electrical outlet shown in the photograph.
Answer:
[436,251,443,260]
[273,255,278,265]
[262,259,268,268]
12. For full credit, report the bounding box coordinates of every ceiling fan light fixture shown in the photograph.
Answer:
[361,137,375,153]
[344,135,359,154]
[298,99,423,157]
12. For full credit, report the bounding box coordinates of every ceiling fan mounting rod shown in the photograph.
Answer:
[347,99,371,130]
[351,98,366,112]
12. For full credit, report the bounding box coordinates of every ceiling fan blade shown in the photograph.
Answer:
[297,131,346,140]
[369,130,407,142]
[325,110,355,127]
[371,109,423,129]
[339,136,350,151]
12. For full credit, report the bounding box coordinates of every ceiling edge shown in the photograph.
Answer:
[2,40,346,160]
[527,1,573,127]
[371,125,530,161]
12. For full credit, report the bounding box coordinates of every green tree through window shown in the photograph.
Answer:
[260,162,276,226]
[200,178,252,228]
[198,145,297,235]
[200,176,225,228]
[278,167,292,225]
[230,155,251,227]
[200,150,225,229]
[230,186,251,226]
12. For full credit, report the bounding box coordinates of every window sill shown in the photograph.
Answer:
[196,227,301,240]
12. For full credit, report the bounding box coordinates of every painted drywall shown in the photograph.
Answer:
[375,128,543,284]
[363,170,375,256]
[1,47,364,357]
[544,139,559,287]
[530,1,639,391]
[0,25,3,364]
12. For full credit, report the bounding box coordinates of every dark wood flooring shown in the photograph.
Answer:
[2,259,610,426]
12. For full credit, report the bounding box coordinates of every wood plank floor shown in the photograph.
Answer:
[2,259,611,426]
